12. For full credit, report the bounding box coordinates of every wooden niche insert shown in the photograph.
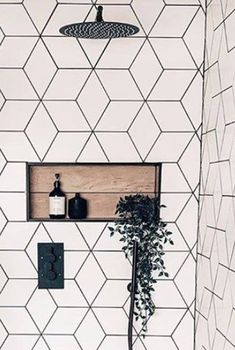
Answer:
[27,163,161,221]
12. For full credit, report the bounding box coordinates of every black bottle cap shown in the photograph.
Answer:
[75,193,80,197]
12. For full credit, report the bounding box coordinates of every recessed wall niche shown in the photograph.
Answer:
[26,163,162,221]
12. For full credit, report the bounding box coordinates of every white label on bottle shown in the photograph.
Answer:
[49,197,65,215]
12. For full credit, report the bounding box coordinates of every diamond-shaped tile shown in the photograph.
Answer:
[0,320,8,348]
[25,103,57,160]
[77,134,108,162]
[130,41,162,98]
[76,254,106,304]
[44,308,87,334]
[44,335,80,350]
[129,103,160,159]
[0,101,37,131]
[25,40,57,98]
[0,265,8,292]
[0,279,36,307]
[27,289,57,332]
[77,72,109,129]
[24,0,57,33]
[93,280,129,307]
[50,280,88,307]
[0,308,39,334]
[0,208,7,233]
[75,310,105,350]
[132,0,164,34]
[0,27,5,45]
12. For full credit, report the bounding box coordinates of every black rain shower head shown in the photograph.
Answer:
[59,6,139,39]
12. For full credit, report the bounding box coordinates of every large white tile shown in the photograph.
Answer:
[172,311,194,350]
[0,251,37,278]
[0,70,37,100]
[64,251,88,279]
[0,163,25,191]
[94,252,131,279]
[44,308,87,334]
[50,280,88,307]
[0,193,26,221]
[0,280,36,307]
[76,222,107,249]
[1,336,38,350]
[0,133,38,161]
[44,335,80,350]
[93,308,128,335]
[24,0,57,33]
[77,134,108,162]
[132,0,164,33]
[147,309,186,335]
[0,308,39,334]
[93,280,129,307]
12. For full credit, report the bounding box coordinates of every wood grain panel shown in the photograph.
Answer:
[30,192,155,219]
[30,165,156,193]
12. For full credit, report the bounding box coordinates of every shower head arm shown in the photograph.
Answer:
[96,6,103,22]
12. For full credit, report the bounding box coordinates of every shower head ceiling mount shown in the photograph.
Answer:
[59,5,139,39]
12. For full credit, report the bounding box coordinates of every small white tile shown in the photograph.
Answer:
[96,70,142,100]
[149,70,195,100]
[50,280,88,307]
[150,6,198,37]
[44,37,90,68]
[0,163,26,191]
[95,101,142,132]
[94,252,131,279]
[44,70,90,100]
[44,132,90,162]
[26,103,57,160]
[44,101,90,131]
[0,101,38,131]
[75,310,105,350]
[0,308,39,334]
[130,40,162,98]
[0,193,26,221]
[150,38,195,69]
[27,289,57,332]
[0,251,37,278]
[129,103,160,159]
[96,133,141,162]
[44,335,80,350]
[77,72,109,129]
[76,254,106,304]
[0,133,38,161]
[44,222,88,250]
[0,70,37,100]
[93,308,128,335]
[1,335,38,350]
[44,308,87,334]
[0,5,38,35]
[0,280,36,307]
[0,37,37,68]
[93,280,129,307]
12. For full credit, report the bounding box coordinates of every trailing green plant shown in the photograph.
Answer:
[109,193,174,335]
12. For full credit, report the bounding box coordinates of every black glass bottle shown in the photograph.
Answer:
[49,174,66,219]
[68,193,87,219]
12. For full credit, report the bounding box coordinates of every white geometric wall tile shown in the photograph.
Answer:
[1,336,39,350]
[130,40,162,98]
[148,101,194,132]
[150,38,195,69]
[44,335,80,350]
[26,289,57,332]
[95,101,142,132]
[94,252,131,279]
[147,133,192,162]
[172,311,194,350]
[79,39,109,67]
[152,281,186,308]
[149,70,195,100]
[44,132,90,162]
[93,280,129,307]
[24,0,57,33]
[0,70,38,100]
[33,337,51,350]
[44,101,90,131]
[0,5,38,35]
[75,254,106,304]
[0,151,6,175]
[96,70,142,100]
[0,193,26,221]
[25,40,57,98]
[50,280,88,307]
[154,252,189,280]
[75,310,105,350]
[76,222,107,249]
[98,336,128,350]
[0,308,39,334]
[0,266,8,293]
[141,337,177,350]
[77,134,108,163]
[97,38,144,69]
[0,133,38,161]
[0,251,37,278]
[44,37,91,68]
[0,321,7,348]
[44,70,90,100]
[0,37,37,68]
[160,193,191,222]
[0,101,38,131]
[147,309,186,336]
[150,6,198,37]
[131,0,164,34]
[161,164,191,192]
[0,280,36,307]
[44,222,88,251]
[0,208,7,234]
[96,133,141,162]
[26,104,57,160]
[64,251,88,279]
[44,308,87,334]
[77,72,109,129]
[93,308,128,335]
[93,225,124,251]
[129,103,160,159]
[43,5,90,36]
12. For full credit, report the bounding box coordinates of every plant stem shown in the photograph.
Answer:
[128,240,138,350]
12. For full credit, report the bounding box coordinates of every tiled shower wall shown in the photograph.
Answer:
[195,0,235,349]
[0,1,205,350]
